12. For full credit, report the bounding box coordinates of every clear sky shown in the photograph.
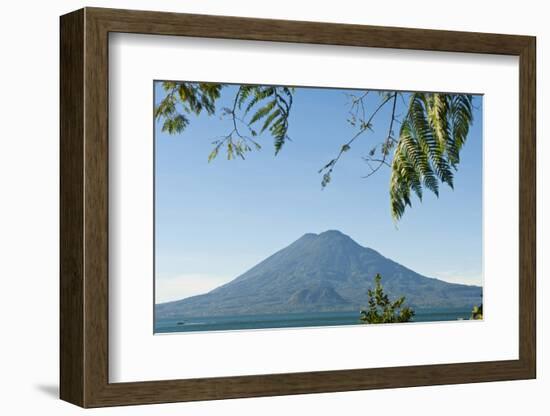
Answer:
[154,82,483,303]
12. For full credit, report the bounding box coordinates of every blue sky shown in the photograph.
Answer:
[155,82,483,303]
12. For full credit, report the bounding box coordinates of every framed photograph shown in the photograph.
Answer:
[60,7,536,408]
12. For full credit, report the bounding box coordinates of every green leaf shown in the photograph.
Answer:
[249,100,277,125]
[207,146,219,162]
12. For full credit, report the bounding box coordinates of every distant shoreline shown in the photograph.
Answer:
[155,308,474,334]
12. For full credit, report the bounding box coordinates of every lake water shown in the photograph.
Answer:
[155,308,473,334]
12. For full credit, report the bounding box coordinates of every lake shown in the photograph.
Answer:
[155,307,473,334]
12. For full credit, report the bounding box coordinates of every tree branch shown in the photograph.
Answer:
[361,92,398,178]
[319,92,396,187]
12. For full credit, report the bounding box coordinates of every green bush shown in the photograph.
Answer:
[471,304,483,320]
[360,274,415,324]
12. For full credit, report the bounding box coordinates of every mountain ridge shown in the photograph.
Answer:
[156,230,481,318]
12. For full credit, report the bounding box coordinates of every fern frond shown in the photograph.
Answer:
[249,99,277,124]
[390,92,473,220]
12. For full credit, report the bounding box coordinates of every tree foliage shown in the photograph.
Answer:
[155,82,293,161]
[471,303,483,320]
[235,85,293,154]
[155,82,474,221]
[359,274,415,324]
[154,82,223,134]
[389,93,473,220]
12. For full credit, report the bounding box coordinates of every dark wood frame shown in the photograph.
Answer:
[60,7,536,408]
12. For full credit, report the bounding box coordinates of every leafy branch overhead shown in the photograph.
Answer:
[155,82,293,161]
[318,91,473,220]
[154,82,223,134]
[389,93,473,220]
[155,81,474,221]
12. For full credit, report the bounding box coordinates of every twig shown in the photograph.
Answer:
[362,92,398,178]
[319,92,396,183]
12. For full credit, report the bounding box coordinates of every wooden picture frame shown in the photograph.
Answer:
[60,7,536,408]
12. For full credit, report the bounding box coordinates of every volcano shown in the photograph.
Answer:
[155,230,482,318]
